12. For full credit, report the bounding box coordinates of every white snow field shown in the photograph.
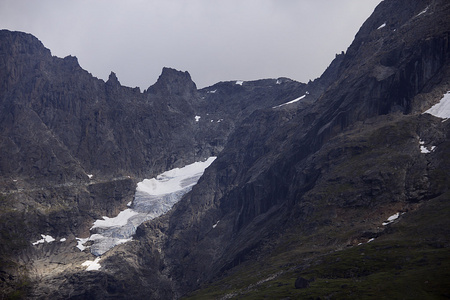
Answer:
[382,212,402,226]
[82,257,102,271]
[32,234,55,245]
[273,95,306,108]
[424,91,450,119]
[377,22,386,30]
[85,157,216,256]
[419,140,436,154]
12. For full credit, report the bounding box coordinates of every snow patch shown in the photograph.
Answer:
[419,140,437,154]
[382,212,400,226]
[236,80,244,86]
[60,238,67,242]
[276,79,282,85]
[273,95,306,108]
[377,22,386,30]
[76,237,89,251]
[207,90,217,94]
[127,201,132,207]
[32,234,55,245]
[195,115,201,122]
[424,92,450,119]
[87,174,93,179]
[213,220,220,228]
[91,209,139,229]
[416,6,429,17]
[137,157,216,196]
[420,145,430,153]
[420,145,436,153]
[82,257,101,271]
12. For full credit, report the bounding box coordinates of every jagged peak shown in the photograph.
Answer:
[63,55,79,65]
[146,67,197,96]
[160,67,192,80]
[106,71,121,85]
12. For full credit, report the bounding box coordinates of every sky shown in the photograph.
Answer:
[0,0,382,89]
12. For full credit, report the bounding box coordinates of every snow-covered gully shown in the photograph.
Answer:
[79,157,216,261]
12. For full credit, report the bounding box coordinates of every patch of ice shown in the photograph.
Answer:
[32,239,44,246]
[416,6,429,17]
[60,238,67,242]
[236,80,244,85]
[195,115,201,122]
[420,146,430,153]
[82,257,101,271]
[91,209,139,229]
[76,237,89,251]
[420,140,436,153]
[32,234,56,245]
[424,92,450,119]
[273,95,306,108]
[89,234,133,256]
[387,213,400,221]
[377,22,386,30]
[382,212,400,226]
[137,157,216,196]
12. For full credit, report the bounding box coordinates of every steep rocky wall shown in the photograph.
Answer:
[145,0,450,295]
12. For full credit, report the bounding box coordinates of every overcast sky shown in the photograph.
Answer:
[1,0,381,89]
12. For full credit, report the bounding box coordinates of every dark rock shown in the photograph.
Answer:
[294,277,310,289]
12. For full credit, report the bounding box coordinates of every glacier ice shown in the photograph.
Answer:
[87,157,216,256]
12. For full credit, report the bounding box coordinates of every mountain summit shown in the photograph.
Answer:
[1,0,450,298]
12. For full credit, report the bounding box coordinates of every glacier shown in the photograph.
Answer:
[84,157,216,256]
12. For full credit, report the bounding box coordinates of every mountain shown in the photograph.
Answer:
[1,0,450,298]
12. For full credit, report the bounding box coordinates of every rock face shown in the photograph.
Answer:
[0,30,311,298]
[1,0,450,298]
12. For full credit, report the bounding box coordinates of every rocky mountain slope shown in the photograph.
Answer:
[1,0,450,298]
[0,29,315,298]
